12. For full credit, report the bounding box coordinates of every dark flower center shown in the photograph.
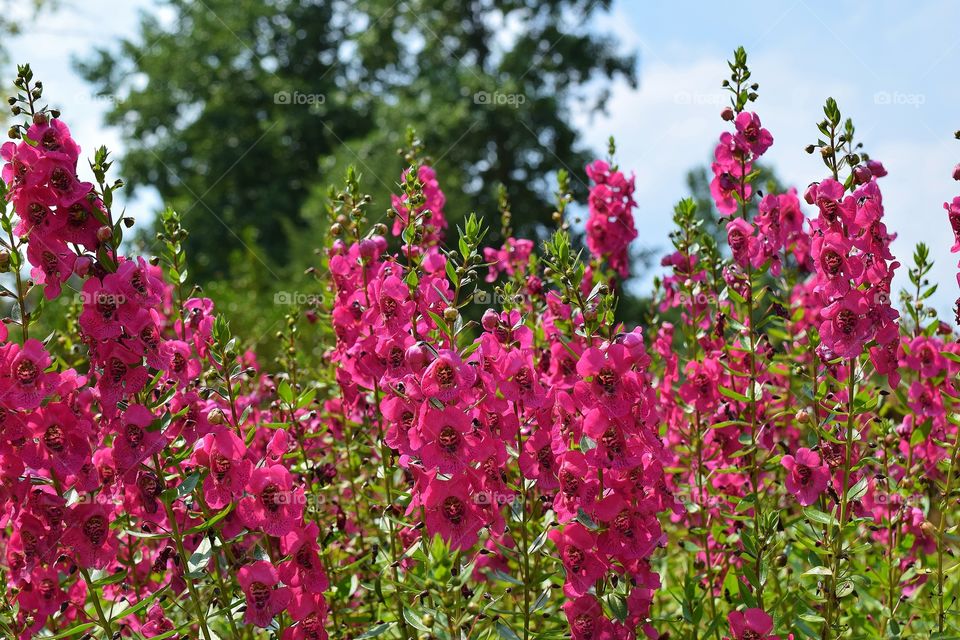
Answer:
[41,128,61,151]
[836,309,857,335]
[28,202,47,225]
[822,250,843,277]
[572,614,595,638]
[536,445,553,470]
[596,366,618,394]
[50,167,72,192]
[564,546,584,572]
[212,453,232,480]
[614,509,633,537]
[82,514,107,546]
[260,483,283,512]
[249,581,271,609]
[515,366,533,391]
[125,423,144,447]
[438,426,461,453]
[16,360,39,386]
[441,495,465,524]
[295,546,314,569]
[43,424,65,452]
[559,469,580,497]
[435,362,456,388]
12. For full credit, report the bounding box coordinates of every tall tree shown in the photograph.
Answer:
[78,0,635,282]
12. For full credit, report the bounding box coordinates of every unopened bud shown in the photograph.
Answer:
[443,306,459,322]
[481,309,499,331]
[0,251,9,273]
[953,164,960,181]
[74,256,93,277]
[853,165,872,184]
[208,408,226,425]
[96,226,113,242]
[720,106,735,121]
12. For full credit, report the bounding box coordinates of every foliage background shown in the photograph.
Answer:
[3,0,960,353]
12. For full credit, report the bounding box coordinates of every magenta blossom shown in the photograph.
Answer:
[781,448,829,506]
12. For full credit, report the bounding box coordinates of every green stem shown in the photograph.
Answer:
[79,566,115,639]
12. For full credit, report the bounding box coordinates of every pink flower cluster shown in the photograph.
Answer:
[1,116,103,298]
[585,159,638,279]
[710,111,772,216]
[390,164,447,247]
[805,171,901,380]
[324,161,670,639]
[0,113,329,639]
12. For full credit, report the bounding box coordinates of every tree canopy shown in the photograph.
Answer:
[78,0,636,283]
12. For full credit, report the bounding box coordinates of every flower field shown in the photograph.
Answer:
[1,46,960,640]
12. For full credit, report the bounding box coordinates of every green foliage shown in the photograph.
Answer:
[77,0,636,287]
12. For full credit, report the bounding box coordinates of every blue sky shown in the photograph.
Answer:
[6,0,960,312]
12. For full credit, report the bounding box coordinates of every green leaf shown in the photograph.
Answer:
[357,622,395,638]
[496,620,522,640]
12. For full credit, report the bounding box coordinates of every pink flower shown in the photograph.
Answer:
[0,339,56,410]
[22,402,91,478]
[678,358,721,412]
[563,595,616,640]
[279,522,330,594]
[728,608,778,640]
[111,404,166,479]
[284,591,329,640]
[62,503,119,569]
[420,350,477,404]
[946,196,960,253]
[422,473,483,550]
[238,465,304,537]
[819,292,871,359]
[734,111,773,156]
[195,429,252,509]
[238,561,291,628]
[414,403,476,473]
[575,344,637,418]
[549,523,607,597]
[781,448,829,506]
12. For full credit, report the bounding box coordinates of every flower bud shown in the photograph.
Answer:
[853,165,872,184]
[443,306,459,322]
[74,256,93,277]
[208,408,226,425]
[405,344,427,370]
[96,226,113,242]
[0,251,9,273]
[953,164,960,181]
[720,107,734,121]
[481,309,499,331]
